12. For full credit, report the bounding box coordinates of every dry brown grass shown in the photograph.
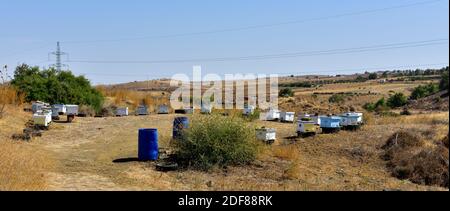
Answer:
[0,85,24,105]
[0,106,54,191]
[374,112,449,126]
[0,139,54,191]
[383,130,449,188]
[97,86,170,112]
[272,145,299,161]
[0,85,25,118]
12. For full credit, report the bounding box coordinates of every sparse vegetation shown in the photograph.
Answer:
[175,115,259,171]
[383,131,449,188]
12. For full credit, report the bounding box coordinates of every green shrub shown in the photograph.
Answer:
[368,73,378,80]
[363,102,376,112]
[363,97,389,112]
[329,94,345,104]
[387,93,408,108]
[410,84,439,100]
[279,88,294,98]
[175,115,259,171]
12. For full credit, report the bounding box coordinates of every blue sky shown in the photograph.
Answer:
[0,0,448,84]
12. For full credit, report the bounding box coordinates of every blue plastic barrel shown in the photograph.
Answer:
[138,129,159,161]
[173,117,189,140]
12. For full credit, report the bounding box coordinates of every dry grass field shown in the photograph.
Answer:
[14,111,445,191]
[0,106,54,190]
[0,77,448,191]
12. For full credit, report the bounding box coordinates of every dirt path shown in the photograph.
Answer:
[33,115,180,190]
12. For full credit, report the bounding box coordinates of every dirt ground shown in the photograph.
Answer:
[27,112,448,191]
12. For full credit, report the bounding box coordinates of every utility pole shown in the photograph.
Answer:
[50,42,68,71]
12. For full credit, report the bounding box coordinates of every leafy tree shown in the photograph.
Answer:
[387,93,408,108]
[368,73,378,80]
[11,64,104,112]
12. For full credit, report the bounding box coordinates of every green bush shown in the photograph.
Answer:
[363,97,389,112]
[329,94,345,104]
[363,102,376,112]
[175,115,259,171]
[410,84,439,100]
[279,88,294,98]
[368,73,378,80]
[11,64,104,112]
[387,93,408,108]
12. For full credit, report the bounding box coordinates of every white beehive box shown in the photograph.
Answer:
[32,102,45,113]
[243,105,255,116]
[256,128,276,143]
[65,105,79,115]
[33,111,52,127]
[136,106,149,115]
[116,107,129,116]
[280,112,295,122]
[265,109,281,121]
[300,114,321,125]
[340,112,363,126]
[53,104,67,114]
[51,107,60,118]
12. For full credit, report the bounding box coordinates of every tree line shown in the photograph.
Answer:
[11,64,104,112]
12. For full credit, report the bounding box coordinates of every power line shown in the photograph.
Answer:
[65,39,448,64]
[0,43,53,59]
[61,0,445,44]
